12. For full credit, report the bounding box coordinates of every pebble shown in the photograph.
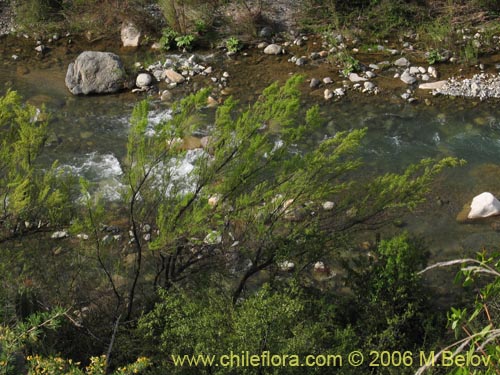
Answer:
[394,57,409,67]
[295,57,307,66]
[400,70,417,85]
[334,88,346,96]
[323,77,333,84]
[365,71,376,79]
[324,89,333,100]
[348,73,367,82]
[310,78,320,89]
[363,81,375,92]
[409,66,420,75]
[160,90,173,101]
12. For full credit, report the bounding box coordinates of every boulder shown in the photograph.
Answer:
[121,21,141,47]
[65,51,126,95]
[468,192,500,219]
[263,44,282,55]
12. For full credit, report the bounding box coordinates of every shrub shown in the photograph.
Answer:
[175,34,195,50]
[225,36,241,53]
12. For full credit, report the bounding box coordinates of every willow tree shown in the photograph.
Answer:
[116,74,462,316]
[0,90,74,239]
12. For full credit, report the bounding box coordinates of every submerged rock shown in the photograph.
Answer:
[65,51,126,95]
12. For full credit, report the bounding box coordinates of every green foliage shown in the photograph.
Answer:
[194,19,207,34]
[157,0,221,35]
[329,51,360,76]
[416,252,500,375]
[26,355,150,375]
[427,49,443,65]
[418,16,455,51]
[344,234,440,353]
[138,283,349,374]
[175,34,195,50]
[159,27,179,51]
[225,37,241,53]
[461,40,479,65]
[361,0,425,39]
[14,0,62,26]
[0,308,64,375]
[0,90,75,235]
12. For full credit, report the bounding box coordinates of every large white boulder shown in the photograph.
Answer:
[65,51,126,95]
[468,192,500,219]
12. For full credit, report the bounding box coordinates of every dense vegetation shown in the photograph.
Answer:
[11,0,500,52]
[3,74,497,374]
[3,1,500,374]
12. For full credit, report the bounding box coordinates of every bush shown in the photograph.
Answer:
[15,0,62,27]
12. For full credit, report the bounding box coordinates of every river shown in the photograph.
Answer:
[2,42,500,268]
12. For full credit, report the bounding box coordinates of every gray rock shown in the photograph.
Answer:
[334,88,346,96]
[165,69,185,84]
[428,66,438,78]
[295,57,307,66]
[160,90,173,101]
[324,89,333,100]
[278,260,295,272]
[310,52,320,60]
[51,230,69,239]
[400,70,417,85]
[65,51,126,95]
[363,81,375,91]
[409,66,420,75]
[369,63,380,70]
[136,73,152,88]
[365,71,376,79]
[310,78,320,89]
[394,57,409,67]
[418,80,447,90]
[348,73,367,82]
[259,26,273,39]
[421,74,430,81]
[323,77,333,84]
[264,44,282,55]
[257,42,268,49]
[121,21,141,47]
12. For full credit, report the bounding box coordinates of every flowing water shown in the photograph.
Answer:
[2,50,500,266]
